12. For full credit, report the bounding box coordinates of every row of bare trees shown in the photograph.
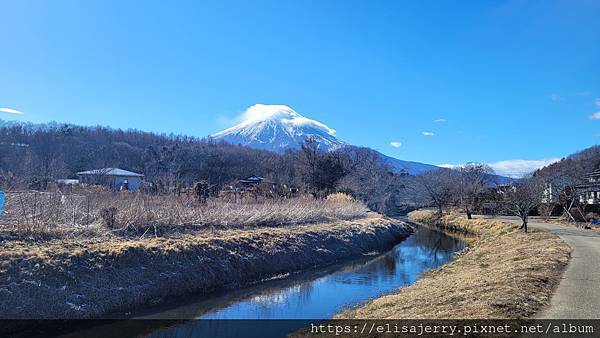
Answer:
[412,163,550,232]
[412,163,496,219]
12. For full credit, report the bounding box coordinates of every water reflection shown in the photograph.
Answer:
[138,226,464,321]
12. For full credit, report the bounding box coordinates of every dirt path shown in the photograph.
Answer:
[494,216,600,319]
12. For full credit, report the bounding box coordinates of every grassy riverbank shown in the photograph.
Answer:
[0,212,411,319]
[337,210,570,319]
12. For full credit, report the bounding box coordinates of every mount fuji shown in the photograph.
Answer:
[212,104,438,174]
[212,104,345,152]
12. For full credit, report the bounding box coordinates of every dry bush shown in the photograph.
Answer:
[0,191,369,237]
[325,192,355,202]
[585,212,599,222]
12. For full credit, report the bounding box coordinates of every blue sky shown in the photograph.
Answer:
[1,0,599,176]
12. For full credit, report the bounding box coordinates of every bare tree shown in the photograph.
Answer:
[500,176,545,232]
[336,146,402,213]
[455,163,495,219]
[414,169,457,217]
[537,168,586,223]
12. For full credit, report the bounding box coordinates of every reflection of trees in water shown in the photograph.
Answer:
[381,254,398,274]
[140,226,465,325]
[413,227,465,254]
[344,250,402,282]
[250,284,302,308]
[224,280,316,314]
[330,228,466,286]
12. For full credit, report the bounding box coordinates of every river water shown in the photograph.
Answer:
[59,225,465,338]
[132,225,464,337]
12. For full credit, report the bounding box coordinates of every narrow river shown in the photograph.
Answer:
[135,226,464,337]
[60,225,464,338]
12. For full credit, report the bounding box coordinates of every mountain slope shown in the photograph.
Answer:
[212,104,439,175]
[212,104,345,152]
[378,153,439,175]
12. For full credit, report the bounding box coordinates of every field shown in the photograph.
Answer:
[0,190,368,238]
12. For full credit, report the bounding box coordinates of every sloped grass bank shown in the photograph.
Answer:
[337,211,570,319]
[0,214,411,319]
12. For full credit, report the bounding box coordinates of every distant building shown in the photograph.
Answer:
[542,183,554,204]
[76,168,144,192]
[238,176,266,189]
[57,179,80,185]
[576,170,600,205]
[220,175,298,202]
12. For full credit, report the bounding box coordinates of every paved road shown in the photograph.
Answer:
[492,216,600,319]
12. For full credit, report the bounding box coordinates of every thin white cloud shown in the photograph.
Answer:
[389,141,402,148]
[489,158,560,178]
[550,93,561,101]
[595,98,600,107]
[591,112,600,120]
[215,115,238,127]
[422,131,434,136]
[434,118,447,123]
[438,158,561,178]
[0,107,24,115]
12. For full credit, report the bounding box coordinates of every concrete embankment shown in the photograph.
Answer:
[0,213,412,319]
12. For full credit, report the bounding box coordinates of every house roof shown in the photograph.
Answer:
[239,176,269,184]
[76,168,144,177]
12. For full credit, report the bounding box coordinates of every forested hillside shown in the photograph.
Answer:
[0,119,412,213]
[536,145,600,178]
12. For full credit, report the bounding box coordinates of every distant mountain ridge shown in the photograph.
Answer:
[212,104,439,175]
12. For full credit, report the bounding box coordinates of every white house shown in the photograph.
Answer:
[576,170,600,205]
[76,168,144,191]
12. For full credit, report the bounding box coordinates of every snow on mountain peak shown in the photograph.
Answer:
[212,104,343,152]
[217,104,336,136]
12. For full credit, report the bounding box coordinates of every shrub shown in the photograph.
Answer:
[585,212,599,222]
[192,180,210,204]
[27,176,52,191]
[100,207,118,229]
[326,192,355,202]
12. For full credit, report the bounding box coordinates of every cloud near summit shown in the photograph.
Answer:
[439,158,561,178]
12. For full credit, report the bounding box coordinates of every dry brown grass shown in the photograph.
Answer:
[0,191,368,237]
[325,192,355,202]
[0,213,411,319]
[336,210,571,319]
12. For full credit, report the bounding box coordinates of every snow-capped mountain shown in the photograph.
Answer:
[212,104,439,175]
[212,104,345,152]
